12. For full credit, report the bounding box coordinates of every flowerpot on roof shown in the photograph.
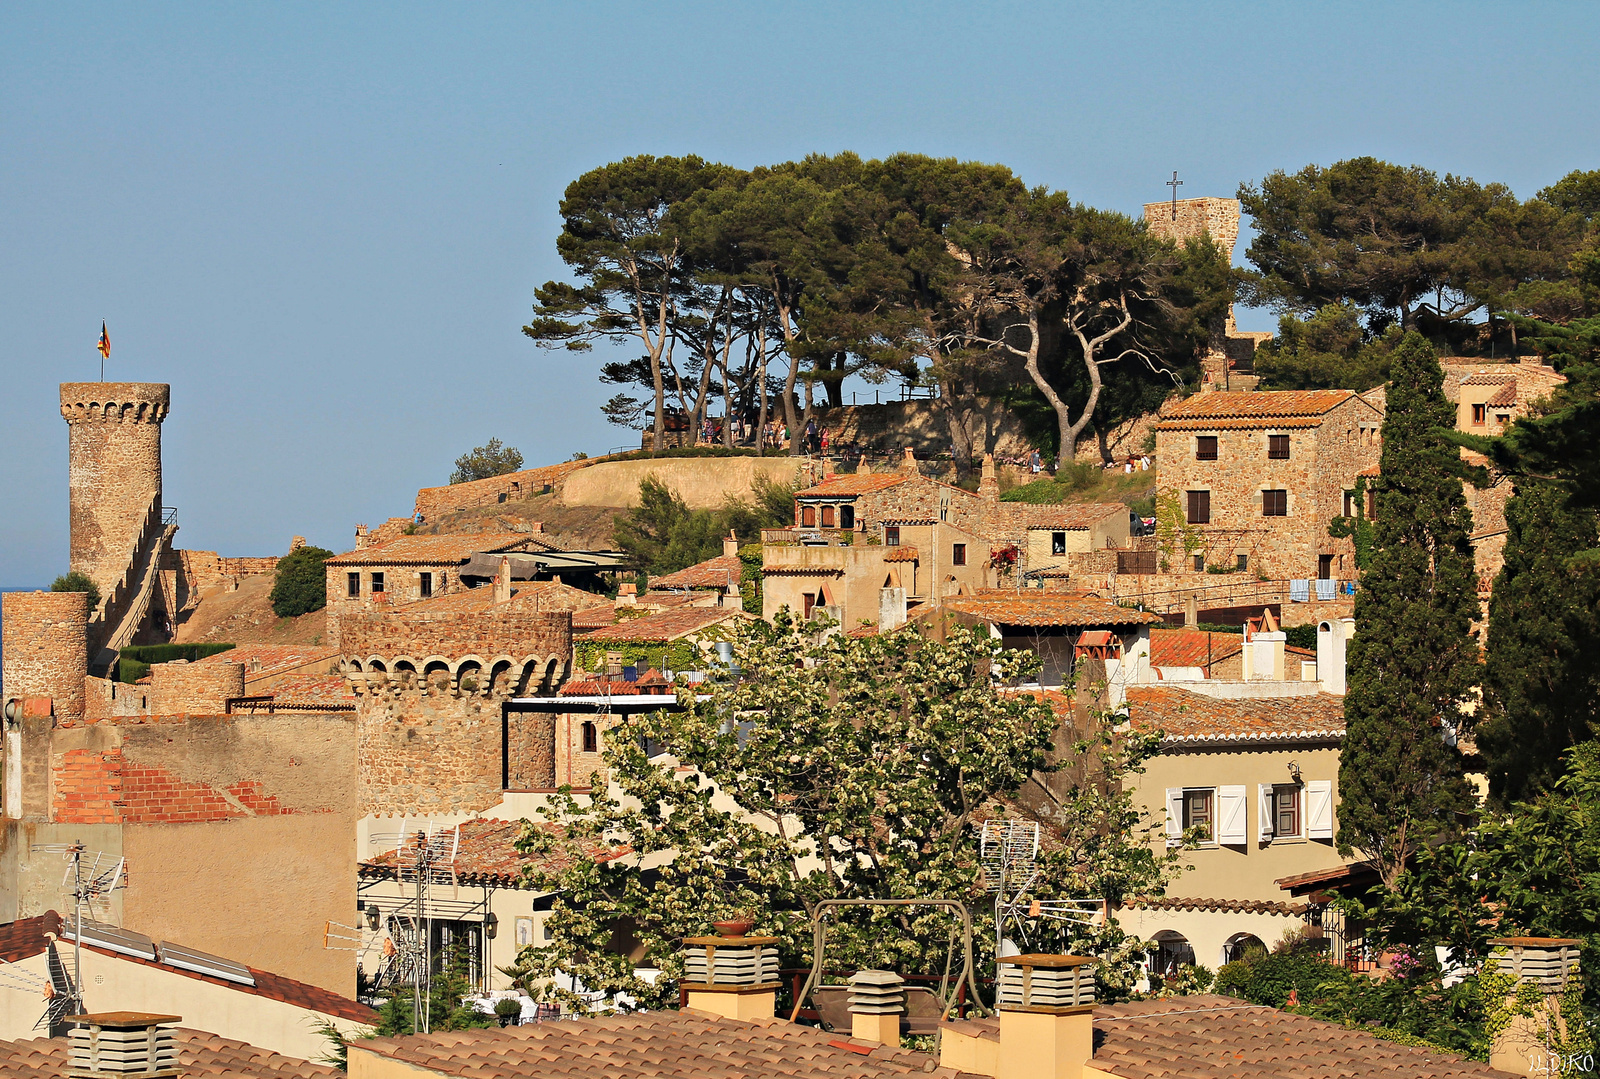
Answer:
[712,919,756,938]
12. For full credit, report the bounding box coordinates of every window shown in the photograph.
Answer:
[884,526,900,547]
[1182,788,1214,840]
[1193,554,1205,572]
[1196,435,1218,461]
[1051,531,1067,556]
[347,572,361,598]
[1319,554,1334,580]
[1185,490,1210,524]
[802,592,816,618]
[419,572,433,598]
[1472,403,1487,426]
[1268,434,1290,460]
[1273,785,1301,838]
[1343,491,1356,517]
[821,505,835,528]
[581,721,598,754]
[952,543,967,566]
[1495,413,1510,425]
[801,505,816,527]
[371,572,385,593]
[1236,553,1248,572]
[840,505,855,530]
[1262,490,1288,517]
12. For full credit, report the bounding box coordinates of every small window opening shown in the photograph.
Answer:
[840,505,855,530]
[1196,435,1218,461]
[371,572,385,593]
[419,572,433,598]
[884,526,900,547]
[1262,490,1288,517]
[581,722,598,753]
[952,543,967,566]
[821,505,835,528]
[1268,434,1290,460]
[1051,531,1066,556]
[801,505,816,527]
[347,572,361,598]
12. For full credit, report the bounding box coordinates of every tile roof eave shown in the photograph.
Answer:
[1158,728,1346,748]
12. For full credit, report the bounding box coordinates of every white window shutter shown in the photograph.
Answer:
[1217,785,1246,845]
[1306,780,1334,839]
[1165,788,1182,846]
[1258,784,1274,843]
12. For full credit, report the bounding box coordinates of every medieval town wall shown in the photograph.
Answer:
[413,457,606,520]
[355,692,504,817]
[560,457,805,510]
[60,383,168,602]
[339,605,570,663]
[1,591,88,720]
[148,660,246,715]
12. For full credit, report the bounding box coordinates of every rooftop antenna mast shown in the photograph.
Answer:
[367,820,460,1034]
[976,820,1102,962]
[30,842,127,1019]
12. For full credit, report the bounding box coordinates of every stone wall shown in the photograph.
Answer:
[148,660,246,715]
[1,591,88,720]
[60,383,168,603]
[413,458,606,520]
[559,456,807,510]
[1143,197,1241,255]
[166,549,281,594]
[505,713,557,790]
[339,605,570,663]
[356,692,504,816]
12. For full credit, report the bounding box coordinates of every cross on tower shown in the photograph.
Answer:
[1167,171,1183,220]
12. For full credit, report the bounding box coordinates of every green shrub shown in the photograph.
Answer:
[50,571,100,616]
[1284,624,1318,651]
[1000,463,1100,504]
[270,546,334,618]
[1213,949,1355,1008]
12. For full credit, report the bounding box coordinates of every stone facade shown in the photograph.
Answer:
[412,457,605,520]
[355,691,505,816]
[1154,391,1383,581]
[147,659,246,715]
[1,590,88,720]
[60,383,169,603]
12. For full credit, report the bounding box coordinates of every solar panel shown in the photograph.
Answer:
[157,941,256,986]
[62,920,156,961]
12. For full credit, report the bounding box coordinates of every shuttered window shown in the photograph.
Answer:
[1186,490,1210,524]
[1262,490,1288,517]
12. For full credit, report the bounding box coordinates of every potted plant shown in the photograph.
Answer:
[493,996,524,1027]
[711,910,757,938]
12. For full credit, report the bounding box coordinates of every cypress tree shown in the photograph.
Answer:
[1476,479,1600,805]
[1336,333,1480,887]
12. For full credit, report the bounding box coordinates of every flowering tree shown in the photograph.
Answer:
[507,615,1177,1012]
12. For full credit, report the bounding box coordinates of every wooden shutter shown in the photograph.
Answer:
[1165,789,1183,846]
[1306,780,1334,839]
[1258,784,1274,843]
[1217,785,1247,845]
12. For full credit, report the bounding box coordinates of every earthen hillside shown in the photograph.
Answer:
[173,572,327,646]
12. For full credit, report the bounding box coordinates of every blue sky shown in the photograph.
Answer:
[2,1,1596,586]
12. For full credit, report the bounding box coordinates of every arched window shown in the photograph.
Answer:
[821,505,835,528]
[581,721,598,753]
[801,505,816,527]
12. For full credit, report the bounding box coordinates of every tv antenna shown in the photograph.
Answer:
[976,820,1102,961]
[366,821,460,1034]
[29,842,128,1021]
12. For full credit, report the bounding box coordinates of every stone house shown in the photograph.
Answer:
[1153,390,1383,581]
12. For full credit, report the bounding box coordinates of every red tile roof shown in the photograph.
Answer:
[1460,372,1516,386]
[1486,382,1517,407]
[882,546,919,563]
[572,606,619,632]
[1126,686,1346,744]
[360,818,626,888]
[651,554,741,590]
[1126,896,1307,916]
[325,533,537,567]
[796,474,910,497]
[0,1028,341,1078]
[943,592,1164,628]
[1147,628,1243,668]
[264,674,355,707]
[579,608,744,643]
[945,996,1514,1078]
[1156,389,1362,430]
[351,1010,968,1079]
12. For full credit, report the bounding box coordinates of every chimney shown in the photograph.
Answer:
[605,651,624,678]
[947,954,1096,1079]
[493,555,513,604]
[67,1011,182,1076]
[354,523,369,550]
[879,588,907,633]
[1488,937,1581,1076]
[1316,616,1354,695]
[616,583,637,608]
[858,457,873,475]
[290,535,307,551]
[679,924,780,1021]
[1243,609,1285,681]
[723,530,739,559]
[899,448,920,475]
[848,970,904,1046]
[979,453,1000,502]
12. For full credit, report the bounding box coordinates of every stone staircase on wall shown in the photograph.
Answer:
[88,501,179,675]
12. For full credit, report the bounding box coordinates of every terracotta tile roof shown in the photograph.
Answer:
[796,474,910,497]
[651,554,741,590]
[0,913,375,1024]
[361,818,626,888]
[882,545,919,563]
[1276,861,1381,896]
[1125,896,1307,916]
[1460,372,1516,386]
[637,591,705,608]
[943,592,1165,628]
[264,674,355,706]
[403,581,610,615]
[946,996,1514,1078]
[579,608,744,643]
[1486,382,1517,407]
[572,606,619,632]
[1147,628,1243,668]
[1156,389,1361,430]
[350,1010,970,1079]
[1021,503,1128,529]
[559,673,674,696]
[325,533,536,567]
[0,1028,341,1078]
[193,645,339,680]
[1126,686,1346,744]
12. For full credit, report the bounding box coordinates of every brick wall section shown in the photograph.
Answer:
[51,745,292,824]
[148,660,246,714]
[412,458,606,520]
[356,693,504,815]
[2,591,88,719]
[340,606,570,662]
[60,383,168,604]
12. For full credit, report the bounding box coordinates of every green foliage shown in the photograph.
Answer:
[449,438,524,485]
[493,997,523,1018]
[737,542,763,614]
[613,475,793,576]
[373,948,493,1037]
[1476,479,1600,804]
[116,642,236,684]
[508,619,1178,1013]
[1283,625,1317,651]
[1328,475,1377,570]
[999,463,1100,503]
[572,639,700,675]
[311,1018,349,1071]
[1153,491,1202,572]
[49,571,100,616]
[1337,333,1480,888]
[1214,948,1356,1009]
[1254,304,1400,391]
[604,446,761,462]
[269,545,334,618]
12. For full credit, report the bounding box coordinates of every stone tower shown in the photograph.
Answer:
[0,590,88,720]
[59,382,169,602]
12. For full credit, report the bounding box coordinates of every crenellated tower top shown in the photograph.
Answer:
[60,382,170,426]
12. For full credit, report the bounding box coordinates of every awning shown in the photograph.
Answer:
[461,551,628,579]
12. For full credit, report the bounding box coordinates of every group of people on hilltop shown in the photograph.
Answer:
[1105,454,1152,474]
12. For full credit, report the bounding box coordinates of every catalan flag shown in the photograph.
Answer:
[97,322,110,360]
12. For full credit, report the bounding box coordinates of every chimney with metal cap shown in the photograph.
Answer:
[941,954,1097,1079]
[848,969,904,1045]
[67,1011,182,1077]
[679,922,780,1021]
[1487,937,1581,1076]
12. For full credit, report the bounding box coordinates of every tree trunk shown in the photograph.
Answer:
[755,318,770,457]
[937,378,974,479]
[824,353,845,408]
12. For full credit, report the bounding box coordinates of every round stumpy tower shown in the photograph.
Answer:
[59,382,170,603]
[1,590,88,719]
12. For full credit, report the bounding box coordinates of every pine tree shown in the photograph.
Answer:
[1336,333,1480,887]
[1476,479,1600,805]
